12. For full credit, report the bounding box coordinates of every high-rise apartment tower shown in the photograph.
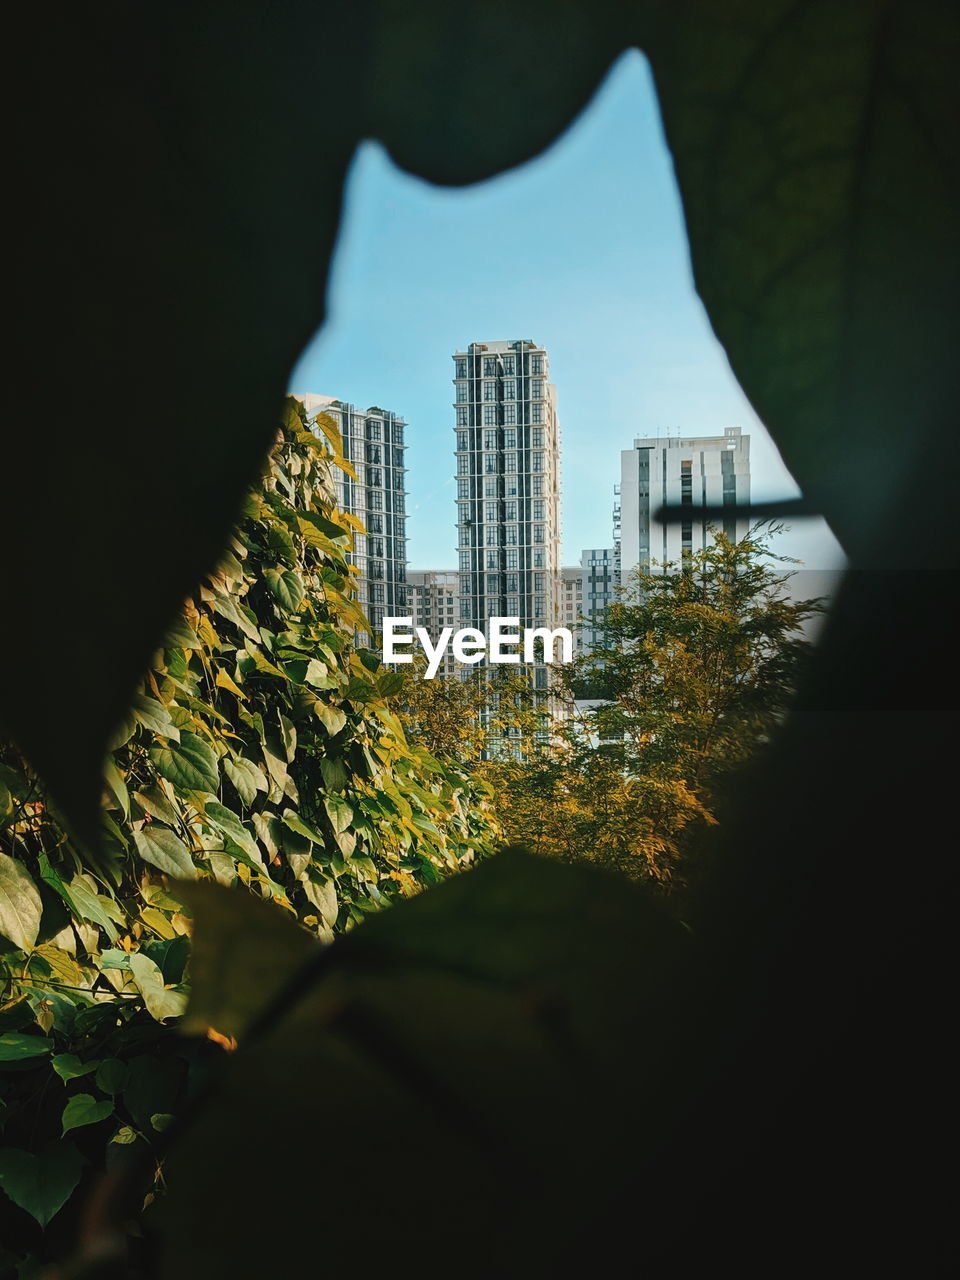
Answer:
[452,339,561,690]
[293,394,408,631]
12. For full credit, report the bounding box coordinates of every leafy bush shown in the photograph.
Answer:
[0,398,500,1272]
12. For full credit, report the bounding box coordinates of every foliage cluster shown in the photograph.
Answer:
[0,400,500,1271]
[482,528,823,889]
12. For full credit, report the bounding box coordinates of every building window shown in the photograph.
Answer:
[503,403,516,424]
[393,424,404,443]
[456,383,470,403]
[503,355,515,375]
[457,455,469,475]
[532,475,543,496]
[484,477,497,497]
[366,421,382,441]
[456,406,469,426]
[532,403,543,423]
[532,427,544,447]
[534,573,545,592]
[531,354,543,375]
[532,452,543,471]
[483,405,497,425]
[505,525,518,545]
[485,526,499,546]
[483,358,497,377]
[534,525,544,543]
[504,428,516,449]
[505,573,519,593]
[483,380,497,401]
[533,500,544,520]
[485,501,498,522]
[503,380,515,400]
[455,358,467,378]
[484,454,497,474]
[484,428,497,449]
[534,596,545,618]
[367,467,382,487]
[456,430,467,452]
[531,380,543,398]
[504,500,517,521]
[486,551,498,569]
[487,574,500,593]
[506,549,519,570]
[533,548,545,568]
[504,452,517,472]
[457,479,470,500]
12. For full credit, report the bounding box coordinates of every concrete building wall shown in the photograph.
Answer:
[619,427,750,585]
[293,394,408,632]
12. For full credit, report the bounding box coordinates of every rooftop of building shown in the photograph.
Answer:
[631,425,747,450]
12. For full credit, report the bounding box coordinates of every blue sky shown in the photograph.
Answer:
[290,50,844,575]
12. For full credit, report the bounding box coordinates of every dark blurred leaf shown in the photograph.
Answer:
[176,879,319,1042]
[644,0,960,562]
[156,851,695,1276]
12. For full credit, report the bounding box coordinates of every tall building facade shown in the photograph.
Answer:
[561,566,583,652]
[452,339,562,691]
[293,394,408,631]
[619,427,750,583]
[407,570,458,678]
[579,546,620,651]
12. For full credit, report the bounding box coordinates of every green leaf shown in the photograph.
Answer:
[133,783,183,828]
[62,1093,114,1135]
[51,1053,100,1081]
[378,671,406,697]
[279,713,297,762]
[323,796,354,836]
[133,694,182,742]
[151,733,220,794]
[203,802,263,867]
[264,567,305,613]
[95,1058,129,1095]
[164,616,201,650]
[67,875,119,942]
[132,825,198,880]
[315,703,347,737]
[102,759,130,822]
[281,810,323,845]
[128,952,188,1023]
[0,1032,52,1062]
[0,852,43,952]
[319,756,348,792]
[301,874,338,929]
[223,757,267,807]
[0,1144,85,1227]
